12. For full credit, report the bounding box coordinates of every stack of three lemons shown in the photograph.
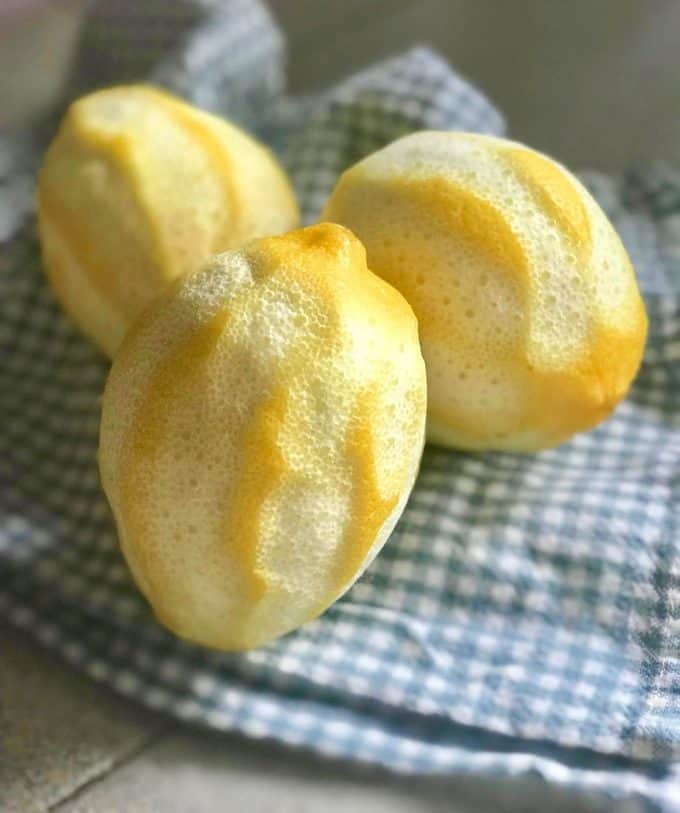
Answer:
[38,86,647,649]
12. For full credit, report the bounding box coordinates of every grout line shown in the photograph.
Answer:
[48,721,177,812]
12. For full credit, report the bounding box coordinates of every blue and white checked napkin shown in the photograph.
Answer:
[1,2,678,810]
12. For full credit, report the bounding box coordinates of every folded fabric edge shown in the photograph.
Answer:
[1,579,677,813]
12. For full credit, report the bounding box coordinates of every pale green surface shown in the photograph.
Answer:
[270,0,680,172]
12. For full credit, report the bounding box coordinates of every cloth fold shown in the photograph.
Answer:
[0,2,678,810]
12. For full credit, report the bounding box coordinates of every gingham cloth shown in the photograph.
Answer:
[1,2,678,810]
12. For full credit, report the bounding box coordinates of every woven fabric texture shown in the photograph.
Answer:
[0,2,678,810]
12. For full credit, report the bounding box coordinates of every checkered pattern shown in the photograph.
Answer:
[283,47,504,221]
[1,3,678,811]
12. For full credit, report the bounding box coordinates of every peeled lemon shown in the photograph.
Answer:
[99,224,426,650]
[38,85,299,357]
[323,131,648,451]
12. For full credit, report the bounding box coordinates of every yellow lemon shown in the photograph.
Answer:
[99,224,426,650]
[323,131,648,451]
[38,84,299,357]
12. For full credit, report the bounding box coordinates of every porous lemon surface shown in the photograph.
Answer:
[99,224,427,650]
[323,131,648,451]
[38,84,299,357]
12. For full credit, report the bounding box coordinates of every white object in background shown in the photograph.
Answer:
[0,0,88,130]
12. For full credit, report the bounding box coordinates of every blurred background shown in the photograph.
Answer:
[269,0,680,171]
[2,0,679,172]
